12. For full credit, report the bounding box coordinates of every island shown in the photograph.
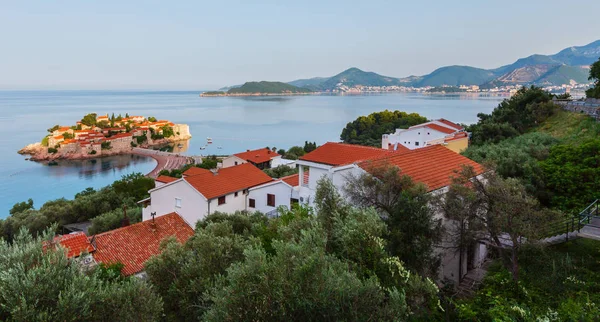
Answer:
[200,81,314,97]
[19,113,192,162]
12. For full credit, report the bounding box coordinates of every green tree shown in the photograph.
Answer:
[343,163,442,277]
[148,116,157,122]
[47,125,60,133]
[88,207,142,235]
[285,146,305,160]
[9,199,34,215]
[263,165,298,178]
[303,141,317,153]
[101,141,111,150]
[80,113,97,126]
[586,57,600,98]
[340,110,428,146]
[0,228,163,321]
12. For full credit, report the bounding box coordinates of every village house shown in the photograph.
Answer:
[381,118,469,153]
[44,213,193,277]
[139,163,296,225]
[295,142,486,284]
[221,148,282,169]
[52,126,74,137]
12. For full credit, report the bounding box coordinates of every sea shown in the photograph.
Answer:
[0,91,504,219]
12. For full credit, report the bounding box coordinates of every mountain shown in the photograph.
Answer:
[217,39,599,90]
[227,81,313,94]
[314,67,403,90]
[414,66,497,87]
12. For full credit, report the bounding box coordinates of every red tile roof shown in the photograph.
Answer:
[234,148,280,164]
[280,173,299,187]
[156,175,178,184]
[92,213,193,276]
[359,145,484,192]
[299,142,392,166]
[388,143,411,152]
[444,131,469,142]
[438,118,464,130]
[185,163,274,199]
[106,133,133,140]
[183,167,212,176]
[45,232,95,259]
[411,123,457,135]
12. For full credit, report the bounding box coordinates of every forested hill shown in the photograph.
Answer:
[227,81,313,94]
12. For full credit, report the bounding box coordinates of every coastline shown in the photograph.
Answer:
[130,148,191,178]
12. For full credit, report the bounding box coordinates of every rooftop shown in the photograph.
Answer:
[299,142,392,166]
[155,175,179,184]
[92,213,193,276]
[437,118,464,130]
[44,232,95,259]
[359,145,484,192]
[183,167,212,177]
[280,173,299,187]
[410,123,457,135]
[234,148,280,164]
[184,163,274,199]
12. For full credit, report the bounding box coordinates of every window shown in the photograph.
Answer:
[234,161,238,166]
[267,194,275,207]
[415,142,419,146]
[249,198,256,208]
[234,191,238,197]
[218,196,226,205]
[243,189,248,195]
[427,132,430,135]
[175,198,182,208]
[418,132,420,135]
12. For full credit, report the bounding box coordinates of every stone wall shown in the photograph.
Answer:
[554,98,600,119]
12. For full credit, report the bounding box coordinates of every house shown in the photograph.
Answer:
[45,213,193,277]
[221,148,282,170]
[139,163,295,225]
[296,142,486,285]
[382,119,469,153]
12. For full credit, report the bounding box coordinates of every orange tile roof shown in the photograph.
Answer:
[156,175,178,184]
[92,213,193,276]
[106,133,133,140]
[438,118,464,130]
[233,148,280,164]
[44,232,95,259]
[359,145,484,192]
[53,135,64,140]
[444,131,469,142]
[299,142,392,166]
[388,143,411,152]
[280,173,299,187]
[184,163,274,199]
[412,123,457,135]
[183,167,212,176]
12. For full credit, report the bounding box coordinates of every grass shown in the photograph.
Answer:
[537,109,600,144]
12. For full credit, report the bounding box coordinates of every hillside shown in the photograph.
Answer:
[414,66,497,87]
[535,65,590,85]
[287,77,330,88]
[315,68,402,90]
[227,81,313,94]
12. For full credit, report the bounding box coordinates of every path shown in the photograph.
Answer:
[131,148,191,178]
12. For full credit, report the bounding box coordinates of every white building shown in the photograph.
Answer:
[221,148,282,170]
[296,142,487,285]
[381,119,467,152]
[140,163,297,226]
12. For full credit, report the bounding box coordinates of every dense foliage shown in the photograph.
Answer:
[456,240,600,320]
[145,179,441,321]
[227,81,313,94]
[586,57,600,98]
[340,110,428,146]
[468,86,557,145]
[159,156,219,178]
[263,164,298,178]
[0,228,163,321]
[0,173,153,242]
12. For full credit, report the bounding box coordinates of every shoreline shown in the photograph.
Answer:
[199,91,517,98]
[130,148,191,178]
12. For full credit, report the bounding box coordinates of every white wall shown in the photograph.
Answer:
[221,156,246,168]
[386,127,448,150]
[248,181,293,214]
[143,180,207,227]
[209,190,247,214]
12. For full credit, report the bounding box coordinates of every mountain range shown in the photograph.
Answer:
[219,40,599,91]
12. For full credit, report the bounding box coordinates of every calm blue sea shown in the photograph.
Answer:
[0,91,504,218]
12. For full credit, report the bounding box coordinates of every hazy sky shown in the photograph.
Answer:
[1,0,599,90]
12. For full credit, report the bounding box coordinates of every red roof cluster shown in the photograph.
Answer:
[359,145,484,191]
[44,232,95,258]
[299,142,392,166]
[92,213,193,275]
[184,163,274,199]
[106,132,133,140]
[234,148,280,164]
[280,173,299,187]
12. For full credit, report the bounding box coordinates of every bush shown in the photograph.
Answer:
[88,207,142,235]
[130,141,137,148]
[136,134,147,144]
[41,136,49,147]
[101,141,111,150]
[89,150,97,155]
[47,147,58,154]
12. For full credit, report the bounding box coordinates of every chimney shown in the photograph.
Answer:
[211,169,218,175]
[247,149,250,152]
[267,150,271,154]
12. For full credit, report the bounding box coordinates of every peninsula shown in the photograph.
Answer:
[200,81,313,97]
[19,113,192,162]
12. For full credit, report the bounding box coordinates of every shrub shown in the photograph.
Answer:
[89,150,97,155]
[101,141,111,150]
[47,147,58,154]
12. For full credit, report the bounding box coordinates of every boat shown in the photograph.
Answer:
[217,146,222,149]
[206,137,213,144]
[200,146,206,150]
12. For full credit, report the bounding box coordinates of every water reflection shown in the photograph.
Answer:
[42,155,156,178]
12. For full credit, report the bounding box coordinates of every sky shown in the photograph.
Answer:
[1,0,599,90]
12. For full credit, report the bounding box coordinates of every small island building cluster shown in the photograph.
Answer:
[49,117,488,286]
